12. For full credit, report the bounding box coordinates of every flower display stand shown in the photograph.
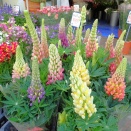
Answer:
[24,0,40,13]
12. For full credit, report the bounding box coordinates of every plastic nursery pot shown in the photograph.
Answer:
[122,41,131,55]
[118,29,122,38]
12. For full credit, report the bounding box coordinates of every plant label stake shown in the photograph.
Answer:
[125,11,131,41]
[13,5,20,15]
[71,12,81,33]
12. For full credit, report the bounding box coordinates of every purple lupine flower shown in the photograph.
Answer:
[58,18,69,47]
[27,57,45,106]
[0,21,32,44]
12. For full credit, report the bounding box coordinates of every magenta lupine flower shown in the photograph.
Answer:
[27,57,45,106]
[58,18,69,47]
[46,44,64,85]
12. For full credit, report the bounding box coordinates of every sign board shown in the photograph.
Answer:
[71,12,81,28]
[74,5,79,12]
[13,5,20,14]
[127,11,131,24]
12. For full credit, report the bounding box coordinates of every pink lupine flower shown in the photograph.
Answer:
[46,44,64,85]
[58,18,69,47]
[104,58,127,101]
[86,19,98,58]
[12,45,30,80]
[83,28,90,44]
[105,34,115,74]
[111,30,126,74]
[54,14,58,19]
[40,19,49,59]
[24,11,49,63]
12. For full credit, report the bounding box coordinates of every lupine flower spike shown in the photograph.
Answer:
[70,72,97,119]
[28,56,45,106]
[58,18,69,47]
[111,40,125,75]
[116,30,126,44]
[46,44,64,85]
[105,34,116,74]
[75,5,87,47]
[86,19,98,58]
[40,19,49,58]
[24,10,43,63]
[114,30,126,67]
[81,6,87,25]
[67,25,73,45]
[12,45,30,80]
[72,50,90,86]
[74,28,80,46]
[83,28,90,44]
[104,58,127,101]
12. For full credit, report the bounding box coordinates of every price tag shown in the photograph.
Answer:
[127,11,131,24]
[13,5,20,14]
[71,12,81,28]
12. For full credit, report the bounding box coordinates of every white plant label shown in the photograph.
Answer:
[13,5,20,14]
[71,12,81,28]
[127,11,131,24]
[74,5,79,12]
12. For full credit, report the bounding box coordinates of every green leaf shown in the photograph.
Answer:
[91,67,106,77]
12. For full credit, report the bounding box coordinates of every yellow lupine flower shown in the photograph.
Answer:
[70,72,96,119]
[72,50,90,86]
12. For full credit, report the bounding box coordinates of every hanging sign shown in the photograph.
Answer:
[71,12,81,28]
[127,11,131,24]
[13,5,20,14]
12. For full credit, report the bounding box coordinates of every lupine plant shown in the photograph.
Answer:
[0,6,131,131]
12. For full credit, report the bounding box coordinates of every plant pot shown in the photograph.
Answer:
[123,41,131,55]
[110,11,119,27]
[118,29,122,38]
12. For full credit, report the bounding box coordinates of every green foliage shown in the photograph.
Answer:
[0,9,130,131]
[1,77,57,127]
[39,11,73,26]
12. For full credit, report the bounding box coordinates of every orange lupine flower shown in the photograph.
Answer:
[104,58,127,101]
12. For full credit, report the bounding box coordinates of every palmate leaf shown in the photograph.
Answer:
[90,67,106,77]
[0,71,12,84]
[58,45,74,57]
[53,80,70,92]
[99,115,118,131]
[58,123,74,131]
[76,113,102,131]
